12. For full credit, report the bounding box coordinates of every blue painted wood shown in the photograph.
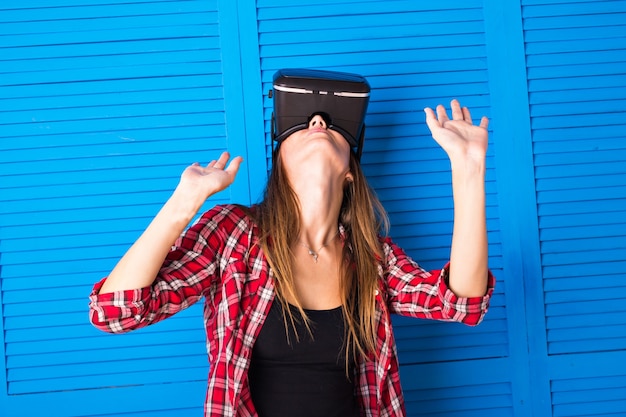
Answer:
[0,74,223,100]
[0,12,216,35]
[0,124,222,150]
[6,319,206,352]
[258,0,482,19]
[260,21,485,46]
[0,0,229,408]
[258,0,380,5]
[401,361,514,416]
[216,0,259,205]
[3,0,623,415]
[0,381,205,417]
[528,0,626,387]
[0,113,225,138]
[0,2,212,22]
[506,0,624,397]
[1,24,219,49]
[528,50,626,71]
[523,0,626,17]
[484,1,549,416]
[0,98,225,125]
[0,0,204,9]
[8,354,207,382]
[0,87,222,114]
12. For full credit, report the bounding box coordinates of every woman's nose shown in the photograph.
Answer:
[308,114,327,129]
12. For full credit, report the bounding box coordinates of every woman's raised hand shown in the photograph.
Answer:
[425,100,489,297]
[98,151,242,294]
[175,152,243,211]
[424,99,489,165]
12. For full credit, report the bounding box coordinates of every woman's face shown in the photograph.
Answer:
[279,114,352,182]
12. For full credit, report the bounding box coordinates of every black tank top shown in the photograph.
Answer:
[248,301,359,417]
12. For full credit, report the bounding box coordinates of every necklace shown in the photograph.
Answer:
[298,229,340,263]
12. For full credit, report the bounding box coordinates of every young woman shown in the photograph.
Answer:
[89,71,494,416]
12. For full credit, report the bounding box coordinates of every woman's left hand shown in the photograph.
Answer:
[424,99,489,164]
[425,99,490,297]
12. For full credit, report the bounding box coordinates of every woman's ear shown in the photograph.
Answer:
[345,172,354,183]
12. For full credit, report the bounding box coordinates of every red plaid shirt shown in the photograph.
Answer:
[89,204,494,416]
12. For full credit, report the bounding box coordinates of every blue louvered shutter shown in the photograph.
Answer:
[255,0,511,415]
[3,0,623,416]
[522,1,626,415]
[0,0,255,414]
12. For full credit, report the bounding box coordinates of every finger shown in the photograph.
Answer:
[224,156,243,177]
[436,104,449,123]
[479,116,489,129]
[451,99,463,121]
[206,160,216,168]
[424,107,441,132]
[424,107,438,122]
[462,107,473,124]
[214,151,231,168]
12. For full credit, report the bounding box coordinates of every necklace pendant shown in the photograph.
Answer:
[308,249,318,263]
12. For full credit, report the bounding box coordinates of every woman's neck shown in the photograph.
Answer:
[291,176,344,248]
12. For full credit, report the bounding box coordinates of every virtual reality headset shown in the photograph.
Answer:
[271,68,370,159]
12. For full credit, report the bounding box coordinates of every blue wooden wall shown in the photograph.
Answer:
[0,0,624,416]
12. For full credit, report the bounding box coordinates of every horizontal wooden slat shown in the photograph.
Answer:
[545,284,626,304]
[528,51,626,74]
[0,37,220,62]
[261,47,488,74]
[6,323,206,355]
[0,1,212,23]
[8,352,207,382]
[0,61,222,88]
[523,0,626,18]
[524,24,626,43]
[534,137,625,155]
[540,223,626,241]
[545,297,626,317]
[542,262,626,280]
[0,89,223,118]
[0,23,218,49]
[0,112,225,139]
[1,97,223,125]
[539,189,618,214]
[547,311,626,330]
[0,147,226,177]
[528,60,626,81]
[8,366,207,395]
[260,21,484,46]
[0,74,222,100]
[261,34,486,59]
[529,74,626,93]
[7,338,205,367]
[0,12,215,36]
[258,1,483,24]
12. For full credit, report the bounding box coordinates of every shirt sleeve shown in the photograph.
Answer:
[88,205,235,333]
[380,236,495,326]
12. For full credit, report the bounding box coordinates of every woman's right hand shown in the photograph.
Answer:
[174,152,243,213]
[98,151,242,294]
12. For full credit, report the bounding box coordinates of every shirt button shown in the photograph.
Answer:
[374,289,379,296]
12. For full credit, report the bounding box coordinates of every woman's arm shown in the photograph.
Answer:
[424,100,489,298]
[98,152,242,293]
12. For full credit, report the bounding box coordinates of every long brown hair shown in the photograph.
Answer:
[252,148,389,364]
